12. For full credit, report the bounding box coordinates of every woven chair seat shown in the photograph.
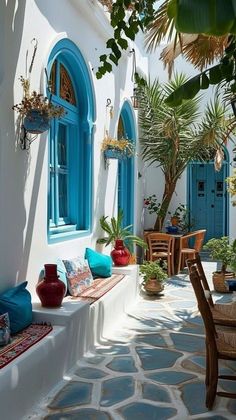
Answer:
[153,251,170,258]
[216,330,236,356]
[211,303,236,327]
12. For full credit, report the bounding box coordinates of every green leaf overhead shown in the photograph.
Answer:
[168,0,236,35]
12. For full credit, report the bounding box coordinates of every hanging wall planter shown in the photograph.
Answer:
[23,110,50,134]
[104,148,128,160]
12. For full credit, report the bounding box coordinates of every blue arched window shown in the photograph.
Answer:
[47,39,95,242]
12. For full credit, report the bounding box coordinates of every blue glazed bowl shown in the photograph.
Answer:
[24,110,50,134]
[166,226,178,234]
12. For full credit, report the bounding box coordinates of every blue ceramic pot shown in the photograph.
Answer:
[166,225,179,234]
[24,110,50,134]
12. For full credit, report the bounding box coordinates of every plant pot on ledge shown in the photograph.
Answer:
[212,271,235,293]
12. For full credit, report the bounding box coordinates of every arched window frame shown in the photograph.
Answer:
[47,39,95,243]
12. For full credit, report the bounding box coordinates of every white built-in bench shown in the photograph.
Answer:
[0,265,139,420]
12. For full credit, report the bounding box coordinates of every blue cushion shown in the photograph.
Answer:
[85,248,112,278]
[0,282,32,334]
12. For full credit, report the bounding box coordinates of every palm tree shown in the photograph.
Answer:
[138,74,236,230]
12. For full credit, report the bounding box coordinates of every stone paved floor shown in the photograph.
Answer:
[27,260,236,420]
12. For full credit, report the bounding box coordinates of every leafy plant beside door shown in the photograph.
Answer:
[97,209,147,252]
[138,73,236,231]
[203,236,236,293]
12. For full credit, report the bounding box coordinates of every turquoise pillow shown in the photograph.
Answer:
[85,248,112,278]
[0,282,32,334]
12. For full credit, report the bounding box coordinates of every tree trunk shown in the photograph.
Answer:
[154,179,177,231]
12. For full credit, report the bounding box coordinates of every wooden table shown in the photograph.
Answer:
[144,231,186,275]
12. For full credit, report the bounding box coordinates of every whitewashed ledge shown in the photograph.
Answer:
[0,265,139,420]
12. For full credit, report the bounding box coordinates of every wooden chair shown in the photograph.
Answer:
[177,229,206,274]
[147,233,174,277]
[189,264,236,409]
[187,254,236,328]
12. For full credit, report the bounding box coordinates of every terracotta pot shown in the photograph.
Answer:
[212,271,235,293]
[36,264,66,307]
[111,239,130,266]
[144,278,164,294]
[171,216,179,226]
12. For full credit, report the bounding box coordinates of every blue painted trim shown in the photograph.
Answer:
[47,38,95,242]
[118,101,136,229]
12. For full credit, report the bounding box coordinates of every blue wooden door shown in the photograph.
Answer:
[117,102,136,228]
[188,161,228,242]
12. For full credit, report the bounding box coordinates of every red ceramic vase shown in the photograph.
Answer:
[111,239,130,266]
[36,264,66,308]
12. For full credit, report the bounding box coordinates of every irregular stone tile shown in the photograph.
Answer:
[106,356,138,372]
[83,355,105,364]
[75,367,108,379]
[44,408,112,420]
[135,333,167,347]
[169,300,196,309]
[136,347,182,370]
[100,376,134,406]
[228,398,236,414]
[118,402,177,419]
[181,381,207,415]
[147,370,197,385]
[168,289,194,299]
[182,355,206,375]
[170,332,205,352]
[200,417,228,420]
[96,345,130,355]
[179,324,204,335]
[48,381,92,409]
[142,382,171,402]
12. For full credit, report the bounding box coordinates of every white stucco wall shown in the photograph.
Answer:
[0,0,148,297]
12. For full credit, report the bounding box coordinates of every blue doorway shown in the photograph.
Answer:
[188,157,229,242]
[117,102,136,228]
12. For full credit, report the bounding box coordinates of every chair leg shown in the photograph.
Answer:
[177,252,182,274]
[205,345,210,386]
[167,256,171,277]
[206,351,218,410]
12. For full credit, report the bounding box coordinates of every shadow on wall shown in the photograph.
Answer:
[0,0,29,292]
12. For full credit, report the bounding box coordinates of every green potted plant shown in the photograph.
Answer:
[203,236,235,293]
[97,209,147,266]
[12,76,65,134]
[139,260,168,294]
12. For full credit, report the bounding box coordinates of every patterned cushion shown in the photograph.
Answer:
[63,257,94,297]
[0,313,11,346]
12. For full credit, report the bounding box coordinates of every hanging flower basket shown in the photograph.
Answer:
[101,132,135,161]
[23,110,50,134]
[104,148,128,160]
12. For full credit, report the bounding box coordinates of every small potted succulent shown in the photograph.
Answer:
[101,131,135,160]
[203,236,236,293]
[139,260,168,294]
[12,76,65,134]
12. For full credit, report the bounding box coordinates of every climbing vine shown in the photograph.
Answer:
[96,0,156,79]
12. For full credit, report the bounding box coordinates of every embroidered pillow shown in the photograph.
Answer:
[63,257,93,297]
[0,282,32,334]
[0,313,11,346]
[85,248,112,278]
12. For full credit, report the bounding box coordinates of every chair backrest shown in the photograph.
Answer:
[180,230,206,252]
[187,254,214,307]
[147,233,173,259]
[188,264,217,349]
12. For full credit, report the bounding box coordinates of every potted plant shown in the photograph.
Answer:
[140,260,168,294]
[97,209,147,266]
[203,236,235,293]
[12,76,65,134]
[101,131,135,160]
[226,169,236,207]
